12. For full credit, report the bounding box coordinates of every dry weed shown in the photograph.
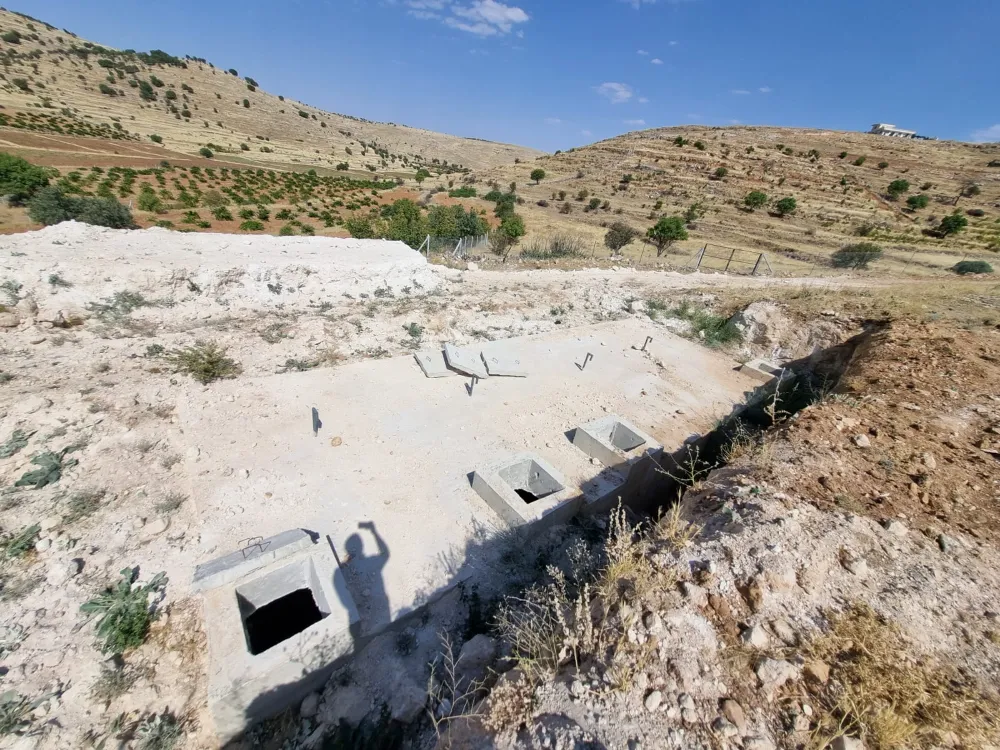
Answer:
[805,604,1000,749]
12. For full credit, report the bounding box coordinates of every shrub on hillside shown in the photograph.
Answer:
[906,194,929,210]
[98,83,117,96]
[938,213,968,236]
[714,167,728,179]
[831,242,883,270]
[952,260,993,275]
[11,77,30,91]
[530,168,545,185]
[28,187,135,229]
[198,147,214,159]
[0,152,50,203]
[136,189,162,212]
[149,134,163,144]
[646,216,688,256]
[853,156,866,166]
[242,99,250,108]
[2,30,22,44]
[774,197,797,216]
[164,89,177,101]
[149,75,164,87]
[239,219,264,231]
[886,179,910,200]
[743,191,768,211]
[604,221,639,254]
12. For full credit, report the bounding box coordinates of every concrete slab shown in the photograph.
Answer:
[200,535,359,741]
[179,318,760,735]
[740,359,786,384]
[480,348,528,377]
[414,349,454,378]
[193,528,315,593]
[444,342,489,379]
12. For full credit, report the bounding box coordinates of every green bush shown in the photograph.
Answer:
[278,224,295,236]
[167,340,241,383]
[886,179,910,199]
[138,81,156,101]
[149,75,164,88]
[448,186,476,198]
[239,219,265,231]
[832,242,883,269]
[136,189,162,212]
[773,197,796,216]
[28,187,135,229]
[693,141,706,150]
[906,194,929,210]
[0,152,50,202]
[149,134,163,144]
[938,213,967,236]
[212,206,233,221]
[878,161,889,170]
[335,162,349,171]
[853,156,866,166]
[604,221,639,253]
[345,215,375,239]
[952,260,993,275]
[530,168,545,185]
[198,147,214,159]
[714,167,728,179]
[81,567,167,654]
[2,30,22,44]
[839,151,848,159]
[164,89,177,101]
[744,191,768,211]
[11,77,30,91]
[238,208,254,220]
[98,83,117,96]
[298,110,309,118]
[242,99,250,108]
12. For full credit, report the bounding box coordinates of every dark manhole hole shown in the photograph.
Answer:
[244,588,323,655]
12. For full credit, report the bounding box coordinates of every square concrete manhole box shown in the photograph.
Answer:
[471,452,580,528]
[195,530,359,742]
[571,415,659,468]
[236,557,330,655]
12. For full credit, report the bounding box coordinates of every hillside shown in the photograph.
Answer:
[0,8,541,175]
[468,125,1000,275]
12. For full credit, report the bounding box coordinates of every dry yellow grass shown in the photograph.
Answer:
[805,604,1000,749]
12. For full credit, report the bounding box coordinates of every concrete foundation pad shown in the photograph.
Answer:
[740,359,786,384]
[414,350,454,378]
[179,318,760,737]
[444,342,489,378]
[199,532,359,741]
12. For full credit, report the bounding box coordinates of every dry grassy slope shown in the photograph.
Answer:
[472,125,1000,272]
[0,9,542,173]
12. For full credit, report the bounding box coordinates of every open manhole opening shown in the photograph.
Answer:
[236,559,329,655]
[497,458,564,504]
[607,421,646,453]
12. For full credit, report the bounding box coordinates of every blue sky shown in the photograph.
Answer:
[22,0,1000,152]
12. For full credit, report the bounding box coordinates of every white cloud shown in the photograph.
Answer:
[638,96,650,103]
[669,40,678,45]
[595,82,634,104]
[650,58,663,64]
[731,89,751,95]
[544,117,562,125]
[624,119,646,126]
[637,49,649,55]
[406,0,529,36]
[971,124,1000,142]
[729,119,742,125]
[581,129,593,136]
[619,0,697,8]
[758,86,772,93]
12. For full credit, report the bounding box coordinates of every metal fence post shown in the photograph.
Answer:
[724,248,736,273]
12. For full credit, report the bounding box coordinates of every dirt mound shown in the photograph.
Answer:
[769,322,1000,540]
[728,300,846,362]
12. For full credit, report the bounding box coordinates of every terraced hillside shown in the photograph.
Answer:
[0,9,541,175]
[468,125,1000,274]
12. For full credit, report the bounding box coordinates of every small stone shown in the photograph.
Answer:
[466,262,479,271]
[937,534,956,553]
[678,693,695,711]
[721,699,747,734]
[921,452,937,471]
[644,690,663,712]
[682,707,698,724]
[831,736,865,750]
[883,519,908,536]
[852,434,871,448]
[0,312,18,327]
[300,692,320,719]
[571,680,586,698]
[712,717,739,738]
[803,661,830,684]
[35,538,52,552]
[755,658,801,699]
[132,518,146,530]
[144,518,169,535]
[635,673,649,692]
[769,619,798,646]
[681,582,708,608]
[741,624,769,649]
[643,612,663,633]
[39,516,61,532]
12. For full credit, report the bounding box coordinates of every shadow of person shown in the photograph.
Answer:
[338,521,390,646]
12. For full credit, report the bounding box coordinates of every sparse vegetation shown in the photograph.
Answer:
[166,341,241,383]
[886,179,910,200]
[28,187,135,229]
[832,242,884,269]
[604,221,639,254]
[81,567,167,654]
[937,213,968,236]
[952,260,993,275]
[744,191,768,211]
[774,196,797,216]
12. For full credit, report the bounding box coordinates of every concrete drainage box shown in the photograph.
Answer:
[194,529,359,742]
[570,416,665,514]
[740,359,785,384]
[471,452,581,529]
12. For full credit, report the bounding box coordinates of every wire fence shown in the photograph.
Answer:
[420,233,490,258]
